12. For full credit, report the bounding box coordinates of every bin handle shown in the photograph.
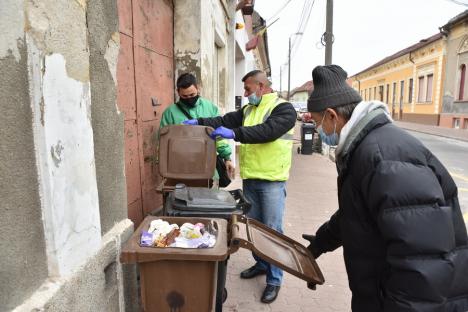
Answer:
[228,189,251,215]
[205,126,215,137]
[229,215,242,254]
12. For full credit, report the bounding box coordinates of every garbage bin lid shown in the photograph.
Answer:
[158,125,216,180]
[172,186,237,211]
[229,215,325,286]
[120,216,229,264]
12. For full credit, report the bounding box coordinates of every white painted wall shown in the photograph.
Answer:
[29,48,101,277]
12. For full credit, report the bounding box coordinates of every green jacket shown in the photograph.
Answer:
[159,97,232,180]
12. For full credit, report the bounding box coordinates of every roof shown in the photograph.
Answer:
[291,80,314,96]
[441,10,468,32]
[352,32,443,77]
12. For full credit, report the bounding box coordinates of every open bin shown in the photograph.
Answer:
[157,125,248,311]
[121,216,229,312]
[120,215,325,312]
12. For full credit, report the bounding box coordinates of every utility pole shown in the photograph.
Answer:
[324,0,333,65]
[288,33,303,101]
[280,65,283,95]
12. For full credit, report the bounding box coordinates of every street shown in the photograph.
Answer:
[408,131,468,223]
[223,127,468,311]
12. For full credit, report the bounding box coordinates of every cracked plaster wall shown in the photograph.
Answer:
[0,0,131,309]
[86,0,128,236]
[0,21,49,311]
[174,0,235,110]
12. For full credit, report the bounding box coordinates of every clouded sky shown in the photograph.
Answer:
[254,0,466,91]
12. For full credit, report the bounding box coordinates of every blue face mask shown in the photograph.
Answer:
[317,112,339,146]
[247,92,262,105]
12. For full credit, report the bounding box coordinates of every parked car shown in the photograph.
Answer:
[291,102,307,120]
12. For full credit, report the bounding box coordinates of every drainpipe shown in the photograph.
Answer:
[409,51,415,64]
[354,76,361,93]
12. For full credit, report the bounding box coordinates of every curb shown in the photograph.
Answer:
[398,126,468,143]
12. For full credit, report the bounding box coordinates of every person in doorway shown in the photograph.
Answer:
[183,70,297,303]
[303,64,468,311]
[160,73,235,181]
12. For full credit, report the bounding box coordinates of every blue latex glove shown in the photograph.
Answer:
[183,119,198,125]
[210,126,235,140]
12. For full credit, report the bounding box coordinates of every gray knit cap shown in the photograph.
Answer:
[307,65,362,112]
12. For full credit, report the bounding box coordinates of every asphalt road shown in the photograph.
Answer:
[408,131,468,224]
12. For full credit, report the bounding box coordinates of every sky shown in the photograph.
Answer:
[254,0,466,91]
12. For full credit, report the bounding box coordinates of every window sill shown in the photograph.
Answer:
[453,100,468,104]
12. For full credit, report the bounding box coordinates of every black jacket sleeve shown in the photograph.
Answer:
[314,210,343,255]
[232,102,297,144]
[197,108,244,130]
[198,102,297,144]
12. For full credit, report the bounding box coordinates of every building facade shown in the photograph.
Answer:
[0,0,253,311]
[290,80,314,103]
[440,10,468,129]
[351,33,445,125]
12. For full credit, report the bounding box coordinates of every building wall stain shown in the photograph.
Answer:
[25,0,90,82]
[50,141,64,168]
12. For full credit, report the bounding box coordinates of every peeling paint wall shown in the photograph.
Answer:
[24,0,103,277]
[86,0,128,235]
[174,0,236,111]
[1,0,133,310]
[174,1,202,84]
[25,0,90,82]
[0,16,49,311]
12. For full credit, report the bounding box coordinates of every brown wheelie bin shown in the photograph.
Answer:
[120,216,229,312]
[120,214,325,312]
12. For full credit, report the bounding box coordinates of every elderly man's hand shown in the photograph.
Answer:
[302,112,312,122]
[210,126,235,140]
[302,234,322,259]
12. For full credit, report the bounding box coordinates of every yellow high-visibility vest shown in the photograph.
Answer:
[240,93,294,181]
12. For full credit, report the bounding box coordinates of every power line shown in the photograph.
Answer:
[266,0,294,22]
[445,0,468,6]
[291,0,316,57]
[289,0,310,53]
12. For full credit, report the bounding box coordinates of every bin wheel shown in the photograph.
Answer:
[297,146,301,154]
[222,288,228,303]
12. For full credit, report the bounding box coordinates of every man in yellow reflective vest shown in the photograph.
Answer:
[183,70,296,303]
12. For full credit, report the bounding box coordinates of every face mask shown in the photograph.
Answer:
[180,95,199,107]
[247,93,262,105]
[317,112,339,146]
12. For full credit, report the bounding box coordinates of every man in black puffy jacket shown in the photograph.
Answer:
[303,65,468,312]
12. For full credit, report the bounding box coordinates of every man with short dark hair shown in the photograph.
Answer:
[183,70,297,303]
[303,65,468,311]
[160,73,234,180]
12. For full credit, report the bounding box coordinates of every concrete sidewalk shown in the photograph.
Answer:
[395,121,468,142]
[224,149,351,311]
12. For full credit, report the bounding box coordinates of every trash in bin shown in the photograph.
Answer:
[121,216,228,312]
[140,219,217,249]
[121,215,325,312]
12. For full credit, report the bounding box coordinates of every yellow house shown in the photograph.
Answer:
[350,33,445,125]
[440,10,468,129]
